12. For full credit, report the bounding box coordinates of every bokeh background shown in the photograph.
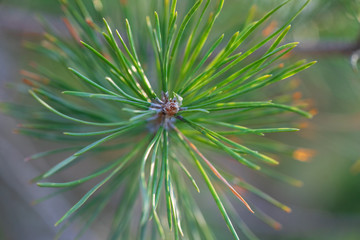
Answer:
[1,0,360,239]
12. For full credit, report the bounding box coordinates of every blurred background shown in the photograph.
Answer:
[1,0,360,239]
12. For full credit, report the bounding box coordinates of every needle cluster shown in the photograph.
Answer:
[0,0,314,239]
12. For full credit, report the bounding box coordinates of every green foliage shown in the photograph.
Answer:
[1,0,315,239]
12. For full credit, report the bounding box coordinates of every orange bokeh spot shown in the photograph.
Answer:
[86,18,96,29]
[298,121,310,129]
[262,21,278,37]
[292,91,302,101]
[309,108,318,117]
[62,18,81,44]
[22,78,35,87]
[20,70,50,84]
[293,148,316,162]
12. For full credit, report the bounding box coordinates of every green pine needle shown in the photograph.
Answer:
[1,0,315,239]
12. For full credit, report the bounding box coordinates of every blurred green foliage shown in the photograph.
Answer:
[2,0,61,13]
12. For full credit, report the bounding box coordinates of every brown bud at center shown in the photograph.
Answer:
[163,100,179,116]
